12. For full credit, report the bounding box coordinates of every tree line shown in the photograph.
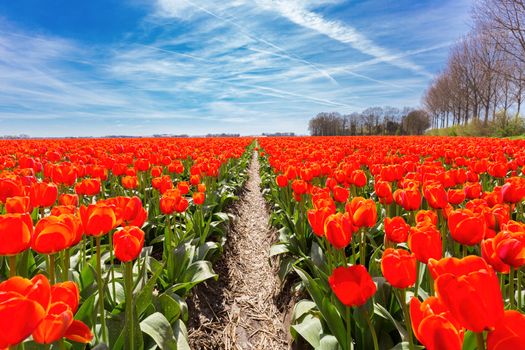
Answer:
[308,107,430,136]
[423,0,525,131]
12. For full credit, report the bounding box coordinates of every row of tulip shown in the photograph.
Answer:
[0,137,253,349]
[259,136,525,350]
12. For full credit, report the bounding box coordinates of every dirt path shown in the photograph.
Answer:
[188,150,289,350]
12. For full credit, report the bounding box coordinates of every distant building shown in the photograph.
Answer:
[261,132,295,137]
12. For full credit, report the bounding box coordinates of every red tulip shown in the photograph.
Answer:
[408,222,442,264]
[487,310,525,350]
[324,212,355,249]
[307,206,335,237]
[381,248,417,289]
[428,256,504,332]
[424,183,448,209]
[0,213,33,256]
[122,175,138,189]
[113,226,145,262]
[79,203,117,237]
[410,297,463,350]
[193,191,205,205]
[30,182,58,208]
[58,193,79,207]
[5,196,32,213]
[276,175,288,187]
[328,265,376,307]
[177,181,190,195]
[291,179,308,195]
[74,178,101,196]
[32,214,83,254]
[447,188,466,205]
[0,274,50,347]
[332,185,349,203]
[394,187,421,211]
[448,209,487,246]
[493,231,525,268]
[384,216,410,243]
[346,196,377,228]
[482,237,510,274]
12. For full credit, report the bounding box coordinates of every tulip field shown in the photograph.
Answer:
[259,136,525,350]
[0,137,252,349]
[1,135,525,350]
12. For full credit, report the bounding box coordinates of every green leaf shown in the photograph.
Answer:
[291,300,317,322]
[294,266,347,347]
[291,313,322,348]
[140,312,178,349]
[374,303,408,341]
[136,259,164,317]
[462,331,477,350]
[269,243,290,257]
[158,293,182,324]
[173,319,191,350]
[74,294,96,328]
[390,342,425,350]
[319,334,341,350]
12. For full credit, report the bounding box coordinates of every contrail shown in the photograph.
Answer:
[179,0,339,85]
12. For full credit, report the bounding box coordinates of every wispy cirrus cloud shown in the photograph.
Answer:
[0,0,471,136]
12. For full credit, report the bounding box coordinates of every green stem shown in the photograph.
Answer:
[345,306,353,350]
[401,289,415,350]
[48,254,56,284]
[360,229,366,266]
[125,262,135,350]
[108,231,116,303]
[62,249,70,281]
[476,332,485,350]
[96,236,108,345]
[518,268,522,310]
[8,255,16,277]
[364,310,379,350]
[414,262,420,298]
[510,266,515,309]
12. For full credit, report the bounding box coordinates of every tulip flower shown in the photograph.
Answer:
[58,193,79,207]
[177,181,190,195]
[408,222,442,264]
[487,310,525,350]
[332,185,349,203]
[410,297,463,350]
[74,178,101,196]
[307,206,335,237]
[113,226,145,263]
[80,203,117,237]
[381,248,417,289]
[384,216,410,243]
[324,212,355,249]
[30,182,58,208]
[122,175,139,190]
[193,191,205,205]
[428,256,504,332]
[346,196,377,228]
[328,265,376,307]
[33,280,93,344]
[0,275,49,348]
[424,183,448,209]
[329,265,378,350]
[32,214,83,254]
[5,195,32,213]
[0,178,23,203]
[0,213,33,257]
[447,208,487,246]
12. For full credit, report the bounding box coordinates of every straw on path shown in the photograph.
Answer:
[188,149,289,350]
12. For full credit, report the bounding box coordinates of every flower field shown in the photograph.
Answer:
[0,137,252,349]
[1,135,525,350]
[258,136,525,350]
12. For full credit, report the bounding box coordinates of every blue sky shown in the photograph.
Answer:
[0,0,472,136]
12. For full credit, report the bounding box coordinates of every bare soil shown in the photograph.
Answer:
[188,151,290,350]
